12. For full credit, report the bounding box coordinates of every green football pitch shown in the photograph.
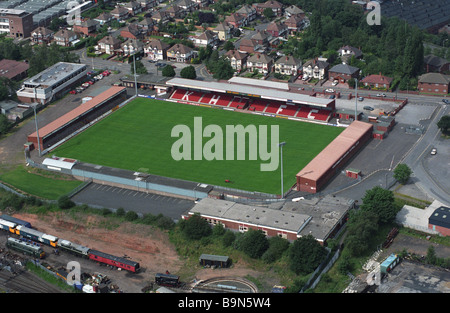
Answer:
[52,97,344,195]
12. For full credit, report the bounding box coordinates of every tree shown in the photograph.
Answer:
[162,65,176,77]
[263,8,274,20]
[437,115,450,135]
[131,60,148,75]
[289,234,328,275]
[223,41,234,51]
[236,229,269,259]
[0,114,10,135]
[262,236,290,263]
[360,186,399,224]
[180,65,197,79]
[344,210,379,256]
[183,213,211,240]
[393,163,412,185]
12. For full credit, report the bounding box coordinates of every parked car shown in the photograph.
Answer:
[431,148,437,155]
[376,93,386,97]
[363,106,374,111]
[329,95,335,99]
[325,88,334,93]
[358,97,364,101]
[69,90,77,94]
[442,99,450,104]
[332,80,338,86]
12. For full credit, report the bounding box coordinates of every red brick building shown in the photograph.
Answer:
[0,9,34,38]
[428,206,450,236]
[418,73,450,95]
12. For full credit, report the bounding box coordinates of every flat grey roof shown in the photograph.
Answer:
[25,62,86,87]
[189,197,311,234]
[166,78,334,108]
[278,194,354,242]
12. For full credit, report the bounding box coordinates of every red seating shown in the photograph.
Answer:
[229,97,247,108]
[249,100,268,112]
[170,89,202,102]
[280,104,299,116]
[264,102,283,114]
[210,94,233,106]
[295,106,310,118]
[309,109,331,121]
[171,89,186,100]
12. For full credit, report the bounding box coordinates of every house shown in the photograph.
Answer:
[238,38,260,54]
[302,58,329,80]
[284,15,305,34]
[138,17,156,35]
[247,53,274,74]
[225,13,247,28]
[139,0,158,10]
[145,39,170,61]
[123,1,142,16]
[120,38,144,56]
[177,0,198,13]
[285,5,304,18]
[94,12,114,25]
[328,63,360,83]
[152,11,170,24]
[97,35,122,55]
[0,59,29,81]
[236,4,257,22]
[73,19,99,37]
[53,29,78,47]
[167,43,196,63]
[253,0,284,17]
[192,0,210,8]
[361,73,393,90]
[418,73,450,95]
[266,21,288,38]
[274,55,301,76]
[214,22,232,41]
[225,50,248,72]
[120,23,143,40]
[251,30,271,46]
[423,55,450,74]
[31,26,54,45]
[194,30,219,47]
[110,7,130,20]
[166,5,185,19]
[339,45,363,60]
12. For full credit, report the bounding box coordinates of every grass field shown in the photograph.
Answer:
[0,165,82,200]
[52,97,344,194]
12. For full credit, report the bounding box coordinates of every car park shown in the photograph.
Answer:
[363,106,374,111]
[431,148,437,155]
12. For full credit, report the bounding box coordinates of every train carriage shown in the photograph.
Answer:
[88,249,140,273]
[57,239,90,257]
[6,237,45,259]
[0,215,32,228]
[0,218,17,233]
[16,226,58,247]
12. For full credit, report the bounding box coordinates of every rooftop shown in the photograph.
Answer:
[24,62,85,87]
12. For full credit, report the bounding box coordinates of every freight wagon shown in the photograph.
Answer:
[155,273,180,287]
[6,237,45,259]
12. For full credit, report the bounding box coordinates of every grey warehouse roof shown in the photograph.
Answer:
[189,197,311,235]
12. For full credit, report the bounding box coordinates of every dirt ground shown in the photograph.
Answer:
[8,211,274,293]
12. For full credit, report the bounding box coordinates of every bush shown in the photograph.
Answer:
[57,195,75,210]
[116,207,125,217]
[162,65,176,77]
[262,236,290,263]
[222,230,236,247]
[183,213,211,240]
[101,208,112,216]
[236,229,269,259]
[125,210,139,221]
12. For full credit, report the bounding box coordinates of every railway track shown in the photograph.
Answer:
[0,269,63,293]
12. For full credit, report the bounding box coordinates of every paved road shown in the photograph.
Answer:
[400,104,450,205]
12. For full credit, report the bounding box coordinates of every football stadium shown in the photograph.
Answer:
[31,77,373,196]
